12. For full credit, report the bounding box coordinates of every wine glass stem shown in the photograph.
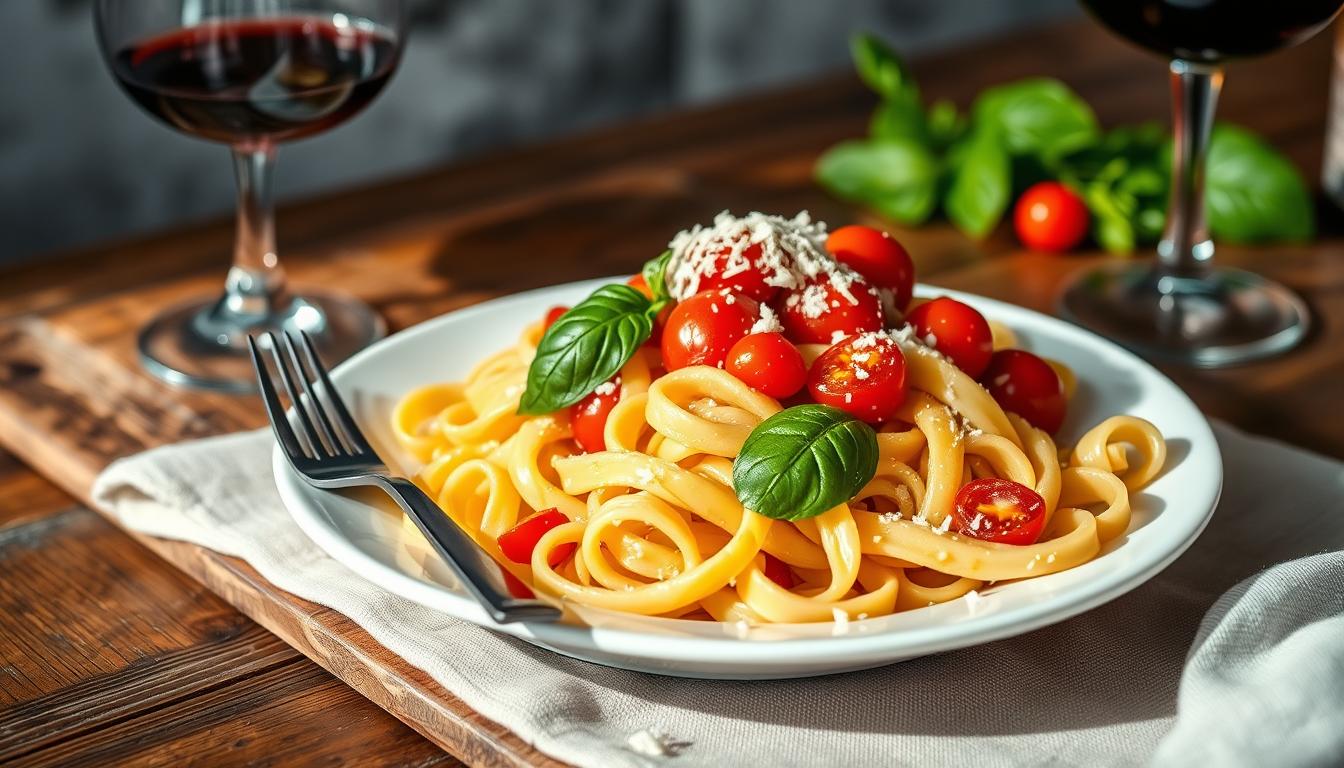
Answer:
[226,143,287,317]
[1157,60,1223,279]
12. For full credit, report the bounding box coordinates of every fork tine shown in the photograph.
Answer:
[298,330,372,455]
[280,331,346,456]
[249,335,308,461]
[267,331,328,458]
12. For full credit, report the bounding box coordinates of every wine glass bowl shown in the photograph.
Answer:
[96,1,405,392]
[1062,0,1342,367]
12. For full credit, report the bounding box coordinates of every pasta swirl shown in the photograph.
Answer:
[392,318,1166,624]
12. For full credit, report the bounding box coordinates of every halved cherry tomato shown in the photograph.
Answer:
[826,225,916,312]
[980,349,1066,433]
[696,242,782,303]
[502,567,535,599]
[775,274,884,345]
[571,376,620,453]
[951,477,1047,545]
[497,509,576,567]
[807,333,908,423]
[1014,181,1089,253]
[762,552,796,589]
[543,305,568,330]
[725,332,807,399]
[904,297,994,379]
[661,289,759,371]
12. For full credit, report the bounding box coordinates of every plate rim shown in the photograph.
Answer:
[273,277,1223,669]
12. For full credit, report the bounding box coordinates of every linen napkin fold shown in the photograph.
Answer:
[91,423,1344,768]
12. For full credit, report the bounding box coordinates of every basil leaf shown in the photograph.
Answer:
[732,405,879,522]
[945,127,1011,239]
[815,139,939,225]
[927,99,966,151]
[518,284,652,415]
[1205,124,1314,243]
[851,34,918,102]
[641,249,673,302]
[1084,183,1134,254]
[868,91,928,144]
[973,78,1098,159]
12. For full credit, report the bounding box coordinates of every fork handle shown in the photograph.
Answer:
[380,477,563,624]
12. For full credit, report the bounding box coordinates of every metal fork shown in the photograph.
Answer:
[249,330,561,624]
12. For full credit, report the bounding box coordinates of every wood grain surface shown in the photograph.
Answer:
[1,19,1340,767]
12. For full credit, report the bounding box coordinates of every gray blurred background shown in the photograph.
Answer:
[0,0,1076,265]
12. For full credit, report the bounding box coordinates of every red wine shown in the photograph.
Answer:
[112,17,398,144]
[1082,0,1343,62]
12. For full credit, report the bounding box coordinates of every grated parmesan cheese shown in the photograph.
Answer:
[665,211,830,301]
[750,302,783,334]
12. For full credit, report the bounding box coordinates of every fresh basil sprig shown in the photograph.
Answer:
[1203,125,1314,243]
[641,249,673,302]
[518,253,673,415]
[732,405,879,521]
[945,125,1010,239]
[816,31,1314,250]
[972,78,1098,160]
[815,139,939,226]
[851,34,918,103]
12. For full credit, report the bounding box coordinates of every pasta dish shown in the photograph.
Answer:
[390,211,1166,625]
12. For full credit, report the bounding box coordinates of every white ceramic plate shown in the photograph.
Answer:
[274,278,1222,679]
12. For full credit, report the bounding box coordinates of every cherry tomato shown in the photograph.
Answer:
[951,477,1047,545]
[980,349,1067,434]
[661,289,759,371]
[904,297,994,378]
[543,305,568,330]
[775,275,884,345]
[762,552,796,589]
[825,225,916,312]
[807,333,908,423]
[697,242,782,303]
[725,333,807,399]
[571,376,621,453]
[497,509,576,567]
[1014,181,1089,253]
[502,567,535,599]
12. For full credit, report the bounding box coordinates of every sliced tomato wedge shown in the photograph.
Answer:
[497,509,576,567]
[762,552,796,589]
[501,567,535,599]
[543,305,568,330]
[571,376,620,453]
[951,478,1047,545]
[807,332,908,423]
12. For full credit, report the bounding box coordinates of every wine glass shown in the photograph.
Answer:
[1062,0,1343,367]
[96,0,405,392]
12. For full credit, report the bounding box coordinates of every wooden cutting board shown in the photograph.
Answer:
[1,21,1339,766]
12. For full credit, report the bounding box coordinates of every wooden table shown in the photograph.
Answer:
[2,19,1340,767]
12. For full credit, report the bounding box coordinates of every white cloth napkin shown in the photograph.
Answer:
[91,422,1344,768]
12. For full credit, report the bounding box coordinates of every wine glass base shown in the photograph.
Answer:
[1059,262,1309,368]
[138,289,385,393]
